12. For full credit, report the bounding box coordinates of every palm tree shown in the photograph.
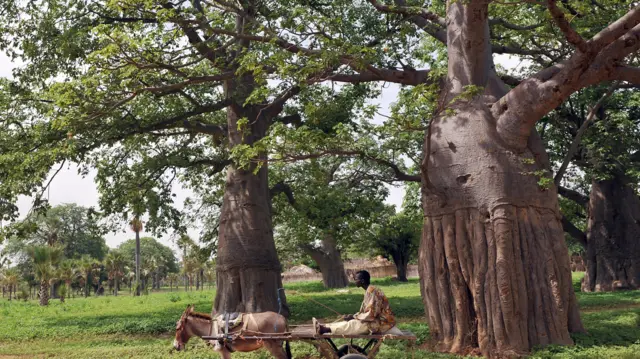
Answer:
[104,251,126,296]
[204,262,216,290]
[129,217,143,296]
[28,245,63,306]
[127,270,135,294]
[167,273,179,292]
[2,268,19,301]
[57,260,76,300]
[176,235,194,292]
[78,255,97,298]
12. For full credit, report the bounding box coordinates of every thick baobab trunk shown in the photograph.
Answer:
[391,253,409,282]
[418,2,583,357]
[582,177,640,292]
[214,71,288,317]
[305,234,349,289]
[215,161,287,314]
[39,280,49,306]
[421,104,583,357]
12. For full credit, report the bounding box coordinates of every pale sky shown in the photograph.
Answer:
[0,50,524,253]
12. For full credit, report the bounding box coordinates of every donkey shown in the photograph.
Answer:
[173,305,291,359]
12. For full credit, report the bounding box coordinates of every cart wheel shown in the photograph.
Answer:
[336,344,364,356]
[340,354,367,359]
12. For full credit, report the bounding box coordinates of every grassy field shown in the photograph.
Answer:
[1,273,640,358]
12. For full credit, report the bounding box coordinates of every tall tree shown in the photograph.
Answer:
[1,268,19,301]
[362,205,421,282]
[272,157,388,288]
[104,250,126,295]
[541,85,640,291]
[77,255,97,298]
[57,260,76,300]
[129,218,143,296]
[117,236,178,291]
[28,245,63,306]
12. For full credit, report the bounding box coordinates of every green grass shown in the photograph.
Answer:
[1,275,640,358]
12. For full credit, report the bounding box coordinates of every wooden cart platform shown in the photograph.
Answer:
[203,324,417,358]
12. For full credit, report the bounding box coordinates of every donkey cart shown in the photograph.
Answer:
[203,324,417,359]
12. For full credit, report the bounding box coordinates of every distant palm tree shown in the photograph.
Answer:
[104,251,126,296]
[176,235,194,291]
[78,255,97,298]
[57,260,76,301]
[127,270,135,294]
[167,273,178,292]
[204,262,216,289]
[28,246,63,306]
[2,268,19,301]
[129,217,143,296]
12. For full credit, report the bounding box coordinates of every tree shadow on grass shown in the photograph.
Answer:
[576,289,640,310]
[284,278,421,294]
[532,308,640,358]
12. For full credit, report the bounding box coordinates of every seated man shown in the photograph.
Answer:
[313,270,396,335]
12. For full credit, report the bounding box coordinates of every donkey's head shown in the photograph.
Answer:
[173,305,194,351]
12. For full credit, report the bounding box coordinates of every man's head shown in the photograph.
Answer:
[354,270,371,289]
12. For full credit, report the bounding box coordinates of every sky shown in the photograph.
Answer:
[0,49,524,253]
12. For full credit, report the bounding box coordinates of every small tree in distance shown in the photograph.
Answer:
[129,217,143,296]
[371,209,421,282]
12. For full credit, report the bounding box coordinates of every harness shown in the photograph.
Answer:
[209,312,247,352]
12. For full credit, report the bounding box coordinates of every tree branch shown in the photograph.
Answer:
[554,83,618,186]
[588,6,640,53]
[493,20,640,150]
[327,68,433,86]
[499,74,523,86]
[145,100,231,137]
[270,182,296,207]
[489,18,543,31]
[561,215,587,247]
[547,0,589,53]
[274,114,303,127]
[368,0,446,27]
[610,66,640,85]
[136,72,235,94]
[558,186,589,208]
[92,14,158,25]
[273,150,420,182]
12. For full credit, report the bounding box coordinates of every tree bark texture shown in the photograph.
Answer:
[305,234,350,289]
[418,2,583,356]
[135,230,141,296]
[214,71,288,317]
[582,177,640,292]
[391,253,409,282]
[421,105,584,355]
[39,280,49,306]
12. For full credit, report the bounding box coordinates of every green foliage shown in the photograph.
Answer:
[369,209,421,265]
[271,156,388,268]
[28,245,63,282]
[117,237,178,276]
[1,204,108,273]
[57,284,68,299]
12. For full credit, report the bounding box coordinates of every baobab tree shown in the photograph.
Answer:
[214,1,638,357]
[0,0,370,318]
